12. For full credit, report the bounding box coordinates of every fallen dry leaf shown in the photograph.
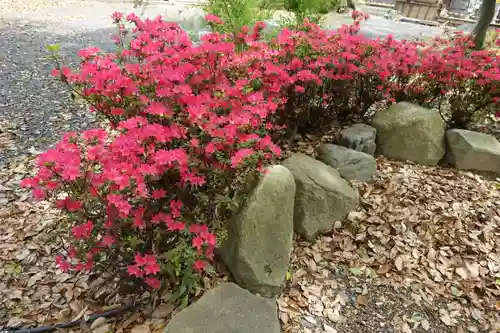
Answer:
[440,310,453,326]
[277,158,500,333]
[152,303,175,319]
[323,323,337,333]
[394,255,404,271]
[90,317,107,330]
[356,295,368,306]
[131,323,151,333]
[92,323,110,333]
[421,318,430,331]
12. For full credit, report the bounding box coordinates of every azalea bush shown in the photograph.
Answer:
[392,32,500,128]
[21,11,500,303]
[22,13,283,304]
[263,12,500,132]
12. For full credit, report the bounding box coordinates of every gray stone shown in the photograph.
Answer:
[371,102,445,165]
[316,144,377,182]
[282,154,359,241]
[446,129,500,173]
[219,165,295,297]
[164,283,280,333]
[338,123,377,156]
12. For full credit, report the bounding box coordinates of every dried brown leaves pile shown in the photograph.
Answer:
[1,151,499,333]
[0,155,229,333]
[279,158,500,333]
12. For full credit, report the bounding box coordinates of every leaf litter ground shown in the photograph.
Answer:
[0,153,499,333]
[278,158,500,333]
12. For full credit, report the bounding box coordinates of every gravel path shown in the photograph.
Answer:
[0,0,204,166]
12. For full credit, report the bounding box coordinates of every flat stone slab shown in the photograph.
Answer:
[316,143,377,181]
[446,129,500,174]
[164,283,280,333]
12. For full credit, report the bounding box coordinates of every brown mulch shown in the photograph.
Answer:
[1,151,499,333]
[0,154,228,333]
[278,158,500,333]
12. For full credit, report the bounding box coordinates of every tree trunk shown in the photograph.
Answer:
[472,0,496,49]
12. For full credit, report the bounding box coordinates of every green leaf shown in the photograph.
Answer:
[47,44,61,53]
[451,286,459,296]
[180,294,189,309]
[496,278,500,285]
[5,263,22,275]
[286,270,292,281]
[349,267,363,276]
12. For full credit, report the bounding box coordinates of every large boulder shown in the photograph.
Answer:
[219,165,295,297]
[371,102,445,165]
[316,144,377,182]
[446,129,500,173]
[164,283,280,333]
[338,123,377,156]
[282,154,359,241]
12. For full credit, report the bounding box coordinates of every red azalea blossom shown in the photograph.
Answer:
[128,264,143,277]
[193,260,206,272]
[27,12,500,291]
[144,277,161,289]
[72,221,94,239]
[144,263,161,275]
[56,256,71,272]
[101,235,115,246]
[204,13,224,25]
[192,236,204,250]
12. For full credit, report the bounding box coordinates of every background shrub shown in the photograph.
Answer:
[199,0,273,34]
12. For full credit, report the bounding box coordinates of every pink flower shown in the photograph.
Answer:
[204,14,224,25]
[144,277,161,289]
[128,264,143,277]
[101,235,115,247]
[56,256,71,272]
[78,47,100,59]
[111,11,123,22]
[151,189,166,199]
[295,85,305,93]
[166,220,185,232]
[193,260,206,272]
[204,233,217,247]
[72,221,94,239]
[231,148,255,168]
[144,263,161,275]
[56,198,82,212]
[192,236,204,250]
[189,224,208,234]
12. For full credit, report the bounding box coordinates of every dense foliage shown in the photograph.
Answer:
[22,11,500,302]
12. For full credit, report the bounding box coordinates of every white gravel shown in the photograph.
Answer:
[0,0,207,165]
[0,0,206,33]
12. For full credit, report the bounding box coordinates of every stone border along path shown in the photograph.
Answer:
[164,102,500,332]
